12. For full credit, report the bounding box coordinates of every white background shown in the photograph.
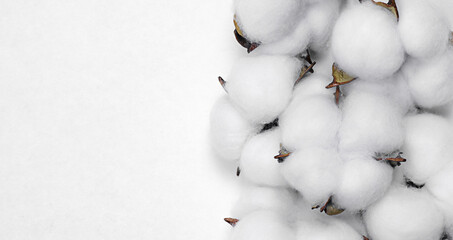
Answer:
[0,0,245,239]
[1,0,453,239]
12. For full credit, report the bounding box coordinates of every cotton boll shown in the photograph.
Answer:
[402,52,453,108]
[364,187,444,240]
[296,218,362,240]
[231,210,295,240]
[331,3,405,80]
[339,90,404,154]
[306,0,342,51]
[398,0,450,59]
[280,148,341,205]
[291,73,333,98]
[426,162,453,234]
[210,96,256,161]
[232,186,297,218]
[234,0,304,44]
[239,128,287,187]
[343,75,414,114]
[280,95,341,151]
[251,16,311,56]
[226,55,301,124]
[401,113,453,184]
[335,156,393,211]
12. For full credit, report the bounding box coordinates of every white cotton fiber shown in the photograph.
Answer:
[291,73,334,98]
[335,156,393,211]
[210,96,256,161]
[364,187,444,240]
[426,162,453,233]
[398,0,450,59]
[239,128,287,187]
[234,0,304,44]
[306,0,342,51]
[402,51,453,108]
[401,113,453,184]
[280,148,341,206]
[331,2,405,80]
[296,218,362,240]
[252,16,311,56]
[342,75,414,114]
[426,162,453,205]
[280,95,341,151]
[232,186,297,218]
[226,55,301,124]
[339,89,404,155]
[231,210,296,240]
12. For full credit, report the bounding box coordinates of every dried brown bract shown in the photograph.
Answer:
[371,0,399,20]
[224,218,239,227]
[326,63,357,89]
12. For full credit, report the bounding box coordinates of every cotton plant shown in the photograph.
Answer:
[210,0,453,239]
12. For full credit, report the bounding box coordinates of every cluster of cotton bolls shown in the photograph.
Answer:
[210,0,453,239]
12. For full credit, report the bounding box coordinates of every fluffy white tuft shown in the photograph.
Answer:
[331,3,405,80]
[280,94,341,151]
[402,51,453,108]
[401,113,453,184]
[239,128,288,187]
[426,162,453,234]
[306,0,342,51]
[210,96,256,161]
[234,0,304,43]
[398,0,450,59]
[252,16,311,56]
[230,210,296,240]
[226,55,301,124]
[280,148,341,205]
[295,218,362,240]
[232,186,297,218]
[334,155,393,211]
[339,89,404,155]
[364,187,444,240]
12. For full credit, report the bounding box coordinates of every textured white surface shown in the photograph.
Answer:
[0,0,241,239]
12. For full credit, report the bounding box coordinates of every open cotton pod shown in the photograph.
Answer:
[279,93,341,151]
[280,148,341,206]
[233,0,304,44]
[364,187,444,240]
[334,154,393,211]
[295,217,363,240]
[225,55,301,124]
[402,50,453,108]
[210,96,257,161]
[398,0,450,59]
[239,128,288,187]
[400,113,453,185]
[331,2,405,80]
[231,186,297,219]
[230,210,296,240]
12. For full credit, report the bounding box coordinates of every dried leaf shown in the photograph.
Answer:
[274,145,291,163]
[218,76,227,92]
[295,61,316,86]
[224,218,239,227]
[371,0,399,20]
[326,63,357,89]
[233,16,260,53]
[320,197,344,216]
